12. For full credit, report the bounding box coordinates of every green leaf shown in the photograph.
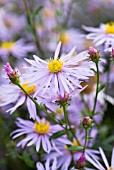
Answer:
[87,136,93,140]
[98,83,105,93]
[50,130,66,139]
[95,111,104,115]
[32,5,44,18]
[68,146,83,152]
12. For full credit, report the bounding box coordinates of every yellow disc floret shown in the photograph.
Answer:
[1,41,14,50]
[48,58,63,73]
[21,83,36,95]
[34,120,50,134]
[105,22,114,34]
[72,139,80,147]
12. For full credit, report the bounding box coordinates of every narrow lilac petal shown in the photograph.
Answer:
[54,41,61,60]
[27,98,36,120]
[33,55,47,64]
[61,46,76,62]
[36,162,45,170]
[111,148,114,167]
[58,73,70,93]
[99,147,109,169]
[36,135,41,152]
[52,158,57,170]
[27,135,38,146]
[42,135,51,153]
[6,96,25,114]
[45,159,50,170]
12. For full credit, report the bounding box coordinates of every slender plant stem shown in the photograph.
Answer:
[23,0,46,59]
[92,61,99,115]
[62,104,80,144]
[62,104,70,139]
[105,57,111,94]
[83,129,88,153]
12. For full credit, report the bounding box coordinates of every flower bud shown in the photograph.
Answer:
[4,63,20,85]
[112,48,114,59]
[76,153,86,168]
[82,116,92,129]
[88,46,100,62]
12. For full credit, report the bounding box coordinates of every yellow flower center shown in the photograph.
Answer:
[21,83,36,95]
[72,139,79,146]
[1,41,14,50]
[48,58,63,73]
[107,167,114,170]
[105,22,114,34]
[60,33,69,44]
[34,121,50,134]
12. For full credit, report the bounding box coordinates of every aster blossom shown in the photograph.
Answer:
[83,22,114,47]
[0,39,35,61]
[24,41,94,97]
[11,116,62,153]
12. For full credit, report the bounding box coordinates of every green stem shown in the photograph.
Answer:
[62,104,70,139]
[92,61,99,115]
[105,57,111,94]
[23,0,46,59]
[83,129,88,153]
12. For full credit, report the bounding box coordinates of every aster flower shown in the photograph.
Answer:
[83,22,114,47]
[0,39,35,61]
[36,158,57,170]
[11,116,62,153]
[87,147,114,170]
[0,69,38,119]
[24,41,94,97]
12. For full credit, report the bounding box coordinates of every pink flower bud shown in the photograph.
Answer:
[4,63,15,77]
[77,153,86,168]
[112,48,114,58]
[4,63,20,85]
[82,116,92,129]
[88,46,99,62]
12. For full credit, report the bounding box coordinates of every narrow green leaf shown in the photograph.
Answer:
[68,146,83,152]
[32,5,44,18]
[50,130,66,139]
[87,136,93,139]
[98,83,105,93]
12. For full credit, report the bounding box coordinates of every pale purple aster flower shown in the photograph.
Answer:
[0,69,38,119]
[0,39,35,61]
[24,41,94,97]
[11,116,62,153]
[83,22,114,47]
[36,158,57,170]
[87,147,114,170]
